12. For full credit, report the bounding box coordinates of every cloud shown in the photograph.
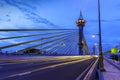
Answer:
[0,1,4,7]
[4,0,61,28]
[113,19,120,21]
[87,19,109,23]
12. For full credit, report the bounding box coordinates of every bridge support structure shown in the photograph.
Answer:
[76,11,86,55]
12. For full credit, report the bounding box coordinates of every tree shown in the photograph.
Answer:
[111,46,119,54]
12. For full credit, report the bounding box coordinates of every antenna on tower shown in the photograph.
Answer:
[79,11,83,20]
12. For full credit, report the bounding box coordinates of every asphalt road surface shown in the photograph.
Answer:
[0,56,97,80]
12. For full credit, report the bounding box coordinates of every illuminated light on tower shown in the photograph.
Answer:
[76,11,86,55]
[76,12,86,27]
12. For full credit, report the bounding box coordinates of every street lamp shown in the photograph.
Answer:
[92,34,99,38]
[92,34,96,38]
[76,11,86,55]
[92,42,99,55]
[98,0,105,71]
[92,45,95,55]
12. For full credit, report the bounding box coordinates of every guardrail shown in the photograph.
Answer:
[83,58,99,80]
[75,57,99,80]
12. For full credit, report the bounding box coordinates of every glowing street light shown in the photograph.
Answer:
[92,34,96,38]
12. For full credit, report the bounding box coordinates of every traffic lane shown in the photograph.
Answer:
[0,56,86,72]
[5,58,96,80]
[0,56,89,72]
[0,57,89,79]
[5,58,97,80]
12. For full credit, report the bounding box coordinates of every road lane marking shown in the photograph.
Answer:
[17,72,32,76]
[6,57,93,79]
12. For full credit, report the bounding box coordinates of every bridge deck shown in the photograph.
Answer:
[0,55,96,80]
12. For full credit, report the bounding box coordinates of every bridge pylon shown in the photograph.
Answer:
[76,11,86,55]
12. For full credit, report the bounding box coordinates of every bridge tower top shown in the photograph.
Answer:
[78,11,83,20]
[76,11,86,27]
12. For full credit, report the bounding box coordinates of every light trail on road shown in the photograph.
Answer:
[0,56,97,80]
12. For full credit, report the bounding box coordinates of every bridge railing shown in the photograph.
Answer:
[83,58,99,80]
[0,29,80,55]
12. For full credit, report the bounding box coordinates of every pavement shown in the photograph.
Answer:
[102,59,120,80]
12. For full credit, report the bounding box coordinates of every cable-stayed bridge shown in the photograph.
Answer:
[0,29,89,56]
[0,28,100,80]
[0,29,119,80]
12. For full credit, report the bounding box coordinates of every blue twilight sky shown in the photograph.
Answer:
[0,0,120,53]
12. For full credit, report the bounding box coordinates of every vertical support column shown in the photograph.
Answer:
[78,27,83,55]
[98,0,105,71]
[93,45,95,55]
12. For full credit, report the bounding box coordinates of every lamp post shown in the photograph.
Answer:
[76,11,86,55]
[98,0,105,71]
[92,35,100,55]
[92,45,95,55]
